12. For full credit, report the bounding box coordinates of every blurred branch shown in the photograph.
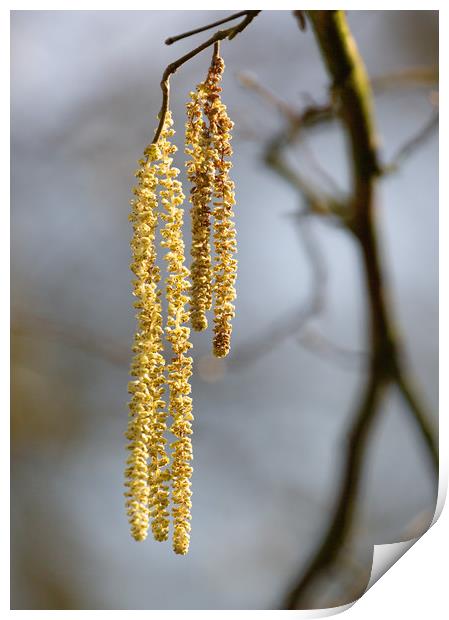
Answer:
[152,11,260,143]
[231,208,327,369]
[293,11,307,32]
[370,65,438,93]
[395,368,439,472]
[236,61,438,377]
[238,71,304,122]
[12,310,129,368]
[275,10,438,609]
[238,70,334,129]
[384,112,439,173]
[238,63,438,153]
[264,130,347,220]
[297,327,369,371]
[285,372,387,609]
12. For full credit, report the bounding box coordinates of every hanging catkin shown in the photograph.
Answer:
[159,111,194,555]
[125,141,168,542]
[185,85,214,332]
[203,52,237,358]
[125,43,239,555]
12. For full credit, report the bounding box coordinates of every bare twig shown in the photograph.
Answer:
[297,327,369,371]
[384,112,439,173]
[165,10,253,45]
[265,130,347,219]
[238,70,334,129]
[152,11,260,144]
[238,71,346,217]
[293,11,307,32]
[298,135,343,195]
[230,208,327,370]
[12,311,129,368]
[370,65,438,94]
[395,369,438,473]
[238,71,300,121]
[237,64,437,382]
[230,71,349,371]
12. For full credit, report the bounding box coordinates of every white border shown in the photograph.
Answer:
[5,4,445,617]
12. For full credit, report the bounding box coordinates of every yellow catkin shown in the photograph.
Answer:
[125,142,168,542]
[159,111,194,555]
[185,86,214,331]
[204,54,237,358]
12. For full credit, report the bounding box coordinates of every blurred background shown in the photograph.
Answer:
[11,10,438,610]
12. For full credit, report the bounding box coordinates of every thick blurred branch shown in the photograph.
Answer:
[287,372,388,609]
[277,10,438,609]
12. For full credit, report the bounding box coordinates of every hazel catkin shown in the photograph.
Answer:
[159,111,194,555]
[185,86,214,332]
[203,53,237,358]
[125,142,167,542]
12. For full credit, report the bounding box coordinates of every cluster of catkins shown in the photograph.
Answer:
[125,51,236,555]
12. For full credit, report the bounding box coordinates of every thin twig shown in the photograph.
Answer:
[265,129,346,219]
[152,11,260,144]
[297,135,343,195]
[384,112,439,173]
[12,312,129,368]
[237,71,301,122]
[238,71,345,214]
[230,208,327,370]
[165,10,252,45]
[229,76,349,370]
[238,70,334,129]
[395,369,439,474]
[297,327,369,371]
[370,65,438,94]
[293,11,307,32]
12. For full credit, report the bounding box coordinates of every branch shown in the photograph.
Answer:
[237,71,347,218]
[284,371,387,609]
[384,112,439,173]
[238,65,437,380]
[12,311,129,368]
[238,71,301,122]
[293,11,307,32]
[230,208,327,369]
[165,10,252,45]
[297,327,369,371]
[395,369,439,473]
[152,11,260,144]
[370,65,438,93]
[282,10,438,609]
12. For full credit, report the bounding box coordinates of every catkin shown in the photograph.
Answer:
[204,53,237,358]
[185,86,214,331]
[125,47,239,553]
[125,142,167,542]
[159,111,194,555]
